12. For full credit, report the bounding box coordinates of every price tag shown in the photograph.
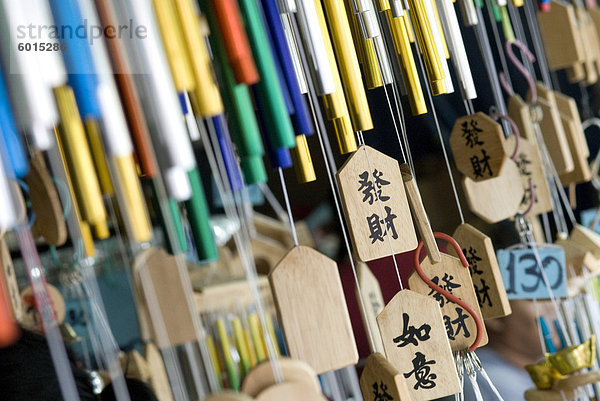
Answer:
[497,247,567,299]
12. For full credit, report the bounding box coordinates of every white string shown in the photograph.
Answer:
[479,366,506,401]
[523,0,553,88]
[289,14,379,353]
[524,229,572,346]
[468,373,484,401]
[277,168,299,247]
[534,298,547,355]
[370,39,407,163]
[410,36,466,224]
[202,117,283,383]
[485,2,513,93]
[17,226,81,401]
[259,182,288,223]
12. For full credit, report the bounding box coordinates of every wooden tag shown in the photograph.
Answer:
[554,92,592,185]
[556,237,599,276]
[269,246,358,373]
[537,1,585,70]
[20,283,66,332]
[462,158,524,223]
[241,358,320,397]
[337,145,417,261]
[25,154,67,246]
[449,112,508,181]
[532,84,574,175]
[508,95,536,141]
[408,254,488,351]
[566,62,586,84]
[356,262,386,354]
[497,247,567,299]
[135,248,197,348]
[0,238,22,322]
[401,164,441,263]
[145,343,174,401]
[255,382,327,401]
[505,136,553,216]
[577,8,600,85]
[570,224,600,259]
[450,224,511,319]
[203,392,254,401]
[120,349,151,382]
[359,353,412,401]
[376,290,461,400]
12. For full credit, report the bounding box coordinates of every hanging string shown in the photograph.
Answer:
[17,226,82,401]
[370,40,408,164]
[410,38,466,225]
[534,298,547,354]
[203,116,283,384]
[290,14,378,353]
[277,168,299,247]
[523,0,552,88]
[467,351,506,401]
[259,182,288,222]
[484,1,513,92]
[522,231,572,346]
[507,3,536,81]
[473,4,510,130]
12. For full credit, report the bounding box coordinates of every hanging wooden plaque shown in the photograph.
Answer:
[135,248,198,348]
[20,283,66,332]
[570,225,600,260]
[376,290,461,400]
[566,62,586,84]
[120,349,151,382]
[145,343,174,401]
[356,262,386,354]
[26,153,67,246]
[241,358,321,397]
[270,246,358,373]
[449,112,508,181]
[462,158,524,224]
[505,136,553,216]
[577,8,600,85]
[450,224,511,319]
[337,145,417,261]
[532,84,574,175]
[556,237,599,276]
[408,253,488,351]
[0,238,22,322]
[359,353,411,401]
[554,92,592,185]
[255,382,327,401]
[508,95,536,141]
[537,1,585,70]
